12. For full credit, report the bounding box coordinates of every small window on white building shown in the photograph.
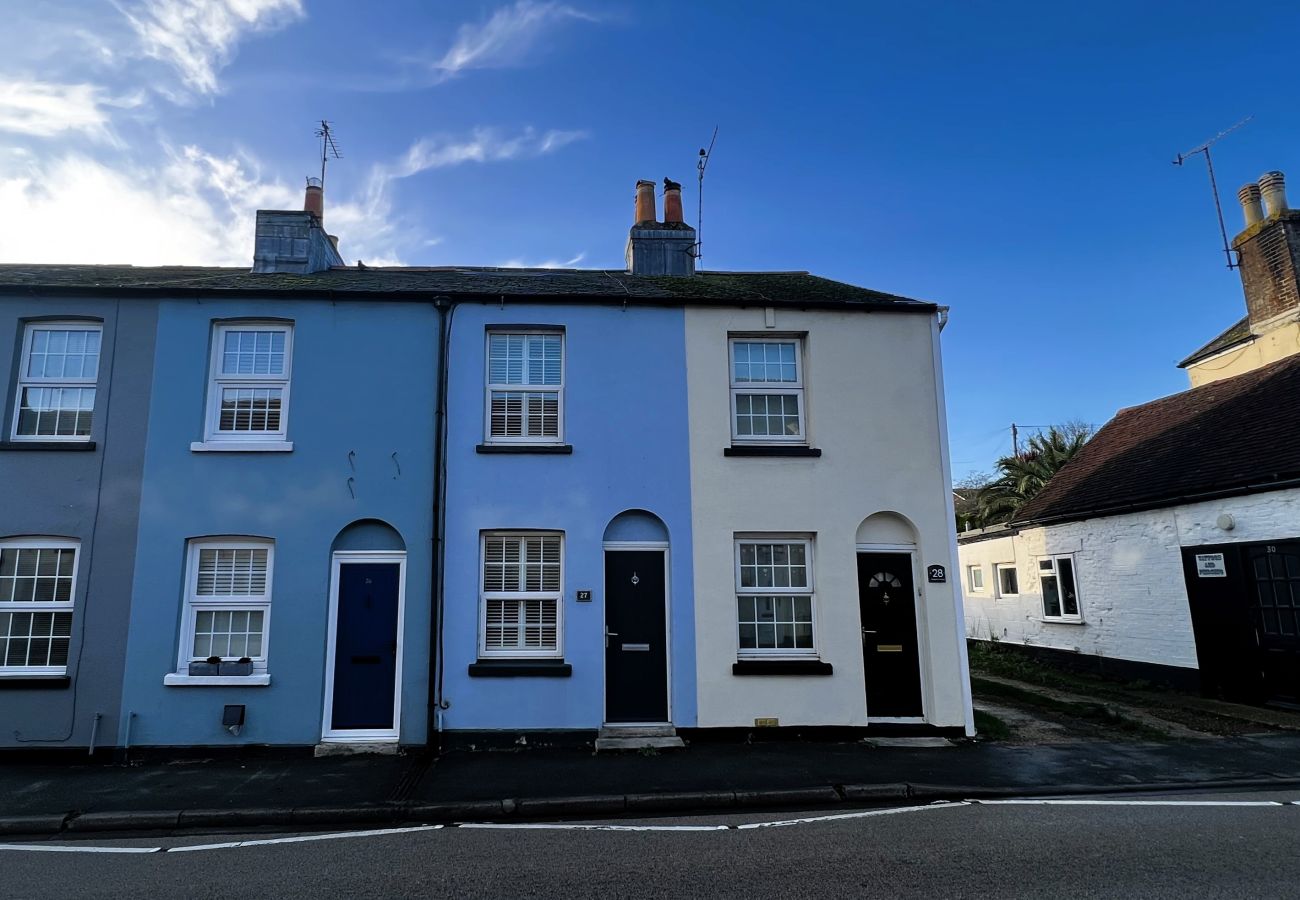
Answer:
[729,338,805,443]
[203,323,293,444]
[967,565,984,592]
[735,538,816,656]
[12,323,102,441]
[994,564,1019,597]
[1039,556,1081,621]
[0,539,78,675]
[480,532,563,657]
[484,331,564,444]
[177,540,273,675]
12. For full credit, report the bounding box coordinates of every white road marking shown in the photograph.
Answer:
[0,844,161,854]
[972,799,1286,807]
[458,823,730,832]
[736,801,969,829]
[166,824,444,852]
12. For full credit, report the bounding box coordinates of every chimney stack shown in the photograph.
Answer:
[1237,183,1264,229]
[634,180,657,225]
[625,177,696,276]
[1259,170,1289,218]
[663,178,684,224]
[1231,169,1300,329]
[304,176,324,221]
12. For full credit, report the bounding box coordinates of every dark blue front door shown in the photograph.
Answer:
[331,562,400,731]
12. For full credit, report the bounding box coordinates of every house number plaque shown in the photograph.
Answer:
[927,565,947,583]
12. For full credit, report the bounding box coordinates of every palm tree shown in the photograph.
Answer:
[971,424,1091,526]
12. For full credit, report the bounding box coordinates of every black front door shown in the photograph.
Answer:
[604,550,668,723]
[857,552,923,718]
[1246,543,1300,705]
[331,562,400,731]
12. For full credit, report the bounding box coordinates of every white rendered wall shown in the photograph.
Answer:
[959,487,1300,669]
[685,306,967,728]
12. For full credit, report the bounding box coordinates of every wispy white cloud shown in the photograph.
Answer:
[431,0,597,81]
[393,126,587,177]
[0,124,588,267]
[116,0,304,96]
[0,80,139,142]
[497,252,586,269]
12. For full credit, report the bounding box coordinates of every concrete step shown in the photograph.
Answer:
[595,725,684,752]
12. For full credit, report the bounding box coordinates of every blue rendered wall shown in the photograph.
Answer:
[440,302,696,731]
[119,298,436,746]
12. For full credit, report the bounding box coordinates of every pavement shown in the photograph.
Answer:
[6,731,1300,837]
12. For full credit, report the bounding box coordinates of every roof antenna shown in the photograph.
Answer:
[1173,115,1252,269]
[314,120,343,193]
[695,126,718,265]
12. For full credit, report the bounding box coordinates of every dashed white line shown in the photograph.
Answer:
[970,799,1287,807]
[0,844,161,854]
[166,824,444,852]
[458,823,730,832]
[736,801,969,829]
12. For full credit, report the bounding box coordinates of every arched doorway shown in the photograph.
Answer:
[322,520,407,743]
[602,511,671,724]
[855,512,924,720]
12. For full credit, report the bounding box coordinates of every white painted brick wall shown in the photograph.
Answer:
[958,487,1300,669]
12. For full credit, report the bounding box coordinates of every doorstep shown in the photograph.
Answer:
[313,741,401,758]
[595,724,685,752]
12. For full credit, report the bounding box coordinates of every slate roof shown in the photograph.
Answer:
[1012,352,1300,526]
[1178,315,1252,368]
[0,265,934,311]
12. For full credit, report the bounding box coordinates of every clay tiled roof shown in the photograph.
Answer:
[1012,353,1300,525]
[0,265,934,312]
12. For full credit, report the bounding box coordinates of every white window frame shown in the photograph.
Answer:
[199,322,293,448]
[734,536,817,658]
[168,539,274,684]
[1039,555,1083,623]
[967,565,984,592]
[994,563,1019,598]
[478,531,564,659]
[0,537,79,676]
[483,330,566,445]
[10,322,102,442]
[728,336,806,444]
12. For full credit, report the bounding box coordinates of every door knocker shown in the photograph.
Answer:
[631,572,640,585]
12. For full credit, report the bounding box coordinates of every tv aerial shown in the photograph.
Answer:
[696,126,718,263]
[314,120,343,191]
[1173,115,1252,269]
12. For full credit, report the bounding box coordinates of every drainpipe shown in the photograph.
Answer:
[428,296,455,747]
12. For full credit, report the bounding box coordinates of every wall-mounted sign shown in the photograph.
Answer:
[1195,553,1227,578]
[576,590,592,602]
[927,565,947,583]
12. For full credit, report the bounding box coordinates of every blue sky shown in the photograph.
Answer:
[0,0,1295,478]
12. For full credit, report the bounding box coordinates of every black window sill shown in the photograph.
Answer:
[468,660,573,677]
[732,660,834,676]
[724,445,821,458]
[476,444,573,455]
[0,675,71,689]
[0,441,95,452]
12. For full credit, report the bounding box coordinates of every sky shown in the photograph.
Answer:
[0,0,1295,480]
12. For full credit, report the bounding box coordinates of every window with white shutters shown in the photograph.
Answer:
[12,323,102,441]
[0,539,79,675]
[480,533,563,657]
[177,540,273,674]
[484,331,564,443]
[203,323,293,443]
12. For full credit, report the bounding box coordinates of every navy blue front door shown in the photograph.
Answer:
[331,562,400,731]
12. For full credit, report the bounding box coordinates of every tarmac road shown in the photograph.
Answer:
[5,790,1300,899]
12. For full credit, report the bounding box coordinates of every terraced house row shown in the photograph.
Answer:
[0,178,973,753]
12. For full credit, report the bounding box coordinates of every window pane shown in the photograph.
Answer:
[196,548,269,596]
[1042,574,1061,617]
[1058,558,1078,616]
[733,393,801,438]
[222,330,286,376]
[0,610,72,668]
[16,387,95,437]
[0,547,76,606]
[218,388,282,433]
[999,567,1018,594]
[191,607,264,660]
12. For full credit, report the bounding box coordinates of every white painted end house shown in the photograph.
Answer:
[960,354,1300,704]
[685,297,973,736]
